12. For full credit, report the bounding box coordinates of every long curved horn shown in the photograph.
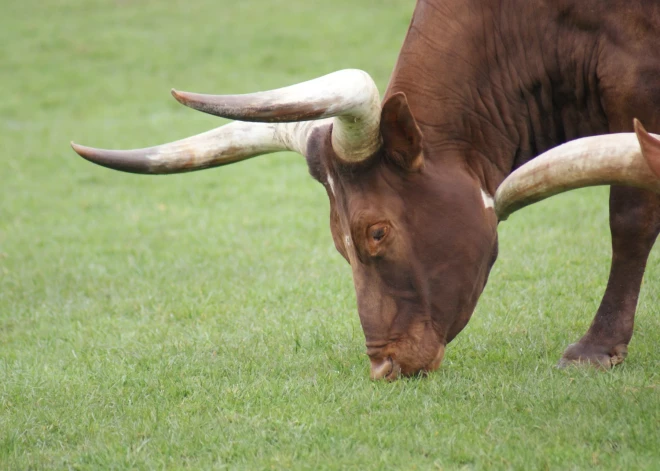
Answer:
[495,120,660,221]
[71,120,323,174]
[171,69,382,162]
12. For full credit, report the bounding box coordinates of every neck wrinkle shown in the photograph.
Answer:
[384,0,610,196]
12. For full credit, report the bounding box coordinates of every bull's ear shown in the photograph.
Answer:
[635,119,660,178]
[380,92,424,171]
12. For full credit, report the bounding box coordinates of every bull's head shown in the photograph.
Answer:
[72,70,660,380]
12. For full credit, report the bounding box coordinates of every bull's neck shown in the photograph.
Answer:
[385,0,608,195]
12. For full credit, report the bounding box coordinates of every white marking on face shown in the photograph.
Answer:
[327,175,336,196]
[481,188,494,209]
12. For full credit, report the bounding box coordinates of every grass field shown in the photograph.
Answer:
[2,0,660,469]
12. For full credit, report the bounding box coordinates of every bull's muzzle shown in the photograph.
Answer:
[369,344,446,381]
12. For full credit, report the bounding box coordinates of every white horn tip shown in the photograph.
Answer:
[71,141,84,156]
[70,142,99,160]
[171,88,192,106]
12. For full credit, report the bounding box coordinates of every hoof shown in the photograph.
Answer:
[557,342,628,370]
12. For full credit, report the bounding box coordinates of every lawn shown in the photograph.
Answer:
[1,0,659,469]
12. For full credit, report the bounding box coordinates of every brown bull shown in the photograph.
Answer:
[72,0,660,379]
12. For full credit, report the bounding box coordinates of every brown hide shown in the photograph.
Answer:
[303,0,660,378]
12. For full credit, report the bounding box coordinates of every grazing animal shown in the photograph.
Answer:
[72,0,660,379]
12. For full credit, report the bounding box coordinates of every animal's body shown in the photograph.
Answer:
[72,0,660,378]
[377,0,660,370]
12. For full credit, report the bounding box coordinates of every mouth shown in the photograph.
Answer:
[427,344,446,371]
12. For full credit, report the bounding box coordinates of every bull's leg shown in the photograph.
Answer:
[559,186,660,368]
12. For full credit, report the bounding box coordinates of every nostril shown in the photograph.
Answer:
[370,356,401,381]
[370,356,393,380]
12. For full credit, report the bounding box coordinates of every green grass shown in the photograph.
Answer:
[2,0,659,469]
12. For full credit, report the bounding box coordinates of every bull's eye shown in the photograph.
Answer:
[368,223,389,244]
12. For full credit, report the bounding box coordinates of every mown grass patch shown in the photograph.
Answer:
[2,0,659,469]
